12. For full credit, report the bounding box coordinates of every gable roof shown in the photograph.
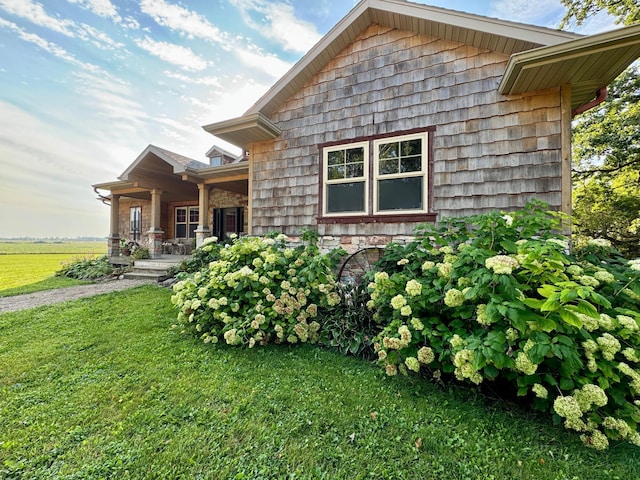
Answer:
[203,0,640,149]
[205,144,242,160]
[245,0,580,118]
[119,144,208,181]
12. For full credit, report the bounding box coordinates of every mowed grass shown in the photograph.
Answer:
[0,241,105,255]
[1,285,639,479]
[0,242,106,294]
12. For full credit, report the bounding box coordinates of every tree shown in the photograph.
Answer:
[560,0,640,28]
[560,2,640,256]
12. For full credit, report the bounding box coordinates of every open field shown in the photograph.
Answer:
[0,242,106,292]
[0,285,639,479]
[0,241,105,255]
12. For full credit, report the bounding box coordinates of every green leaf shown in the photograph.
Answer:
[573,299,599,319]
[483,364,499,379]
[559,377,575,390]
[558,309,584,328]
[528,343,551,364]
[538,285,559,299]
[544,374,558,386]
[521,297,545,310]
[589,291,612,309]
[559,289,578,303]
[536,316,558,332]
[540,296,561,312]
[499,239,517,253]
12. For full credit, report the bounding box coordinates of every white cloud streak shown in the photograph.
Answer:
[67,0,121,22]
[140,0,227,45]
[0,0,76,36]
[0,17,107,74]
[231,0,322,53]
[135,36,208,71]
[234,43,292,78]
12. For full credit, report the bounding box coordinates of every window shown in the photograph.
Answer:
[320,129,433,221]
[323,142,368,216]
[130,206,141,241]
[374,133,427,214]
[210,155,222,166]
[175,206,199,238]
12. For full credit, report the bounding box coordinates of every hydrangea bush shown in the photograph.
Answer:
[171,233,341,348]
[369,201,640,449]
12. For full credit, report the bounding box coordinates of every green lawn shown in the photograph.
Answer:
[0,242,106,293]
[1,286,639,479]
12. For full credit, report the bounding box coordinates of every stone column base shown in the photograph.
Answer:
[108,235,120,257]
[195,227,211,248]
[146,229,164,258]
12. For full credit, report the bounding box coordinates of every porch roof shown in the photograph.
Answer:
[93,145,249,202]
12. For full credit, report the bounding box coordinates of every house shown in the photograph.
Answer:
[93,144,248,257]
[95,0,640,257]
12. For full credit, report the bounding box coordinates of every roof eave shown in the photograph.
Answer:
[499,23,640,108]
[202,112,282,150]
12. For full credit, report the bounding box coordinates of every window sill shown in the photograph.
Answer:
[317,213,437,224]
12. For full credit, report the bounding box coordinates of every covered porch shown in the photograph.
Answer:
[93,145,248,259]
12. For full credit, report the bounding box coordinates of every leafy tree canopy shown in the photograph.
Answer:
[561,1,640,257]
[560,0,640,28]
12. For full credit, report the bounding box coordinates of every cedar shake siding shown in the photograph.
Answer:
[249,24,562,237]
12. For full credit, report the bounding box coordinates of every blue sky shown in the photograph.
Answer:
[0,0,617,238]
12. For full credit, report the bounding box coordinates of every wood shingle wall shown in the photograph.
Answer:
[250,24,562,243]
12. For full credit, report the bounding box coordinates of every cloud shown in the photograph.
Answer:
[67,0,121,22]
[72,71,152,133]
[488,0,565,28]
[489,0,617,33]
[140,0,227,45]
[234,43,292,79]
[0,0,76,36]
[231,0,322,53]
[77,23,124,50]
[0,18,106,74]
[164,71,222,88]
[135,36,208,71]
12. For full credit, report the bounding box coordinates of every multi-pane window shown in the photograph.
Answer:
[374,133,426,213]
[175,206,199,238]
[321,131,429,218]
[323,142,368,216]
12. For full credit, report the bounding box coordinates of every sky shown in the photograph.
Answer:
[0,0,618,238]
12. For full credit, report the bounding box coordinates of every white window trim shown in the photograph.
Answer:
[373,132,429,215]
[322,141,369,217]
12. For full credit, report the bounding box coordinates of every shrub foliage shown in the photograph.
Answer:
[368,201,640,449]
[171,234,342,348]
[56,255,115,280]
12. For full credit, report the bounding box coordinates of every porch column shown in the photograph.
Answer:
[108,194,120,257]
[195,183,211,248]
[147,188,164,258]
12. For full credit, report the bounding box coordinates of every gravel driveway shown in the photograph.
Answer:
[0,279,157,314]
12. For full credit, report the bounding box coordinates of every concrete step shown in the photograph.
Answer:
[133,260,179,269]
[123,271,168,281]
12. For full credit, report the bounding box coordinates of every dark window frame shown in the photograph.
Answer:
[175,206,199,239]
[318,127,436,225]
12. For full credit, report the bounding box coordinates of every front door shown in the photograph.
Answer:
[213,207,244,239]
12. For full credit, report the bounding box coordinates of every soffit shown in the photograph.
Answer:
[499,24,640,110]
[202,113,282,151]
